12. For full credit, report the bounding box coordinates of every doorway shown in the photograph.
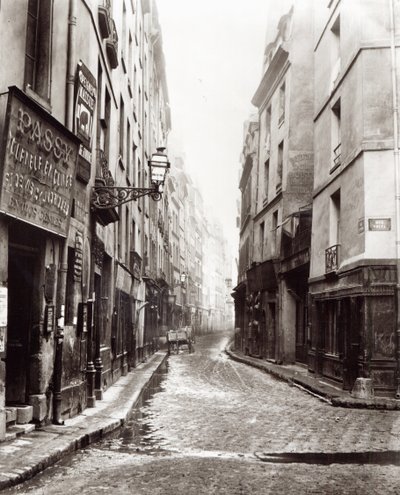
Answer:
[6,248,37,404]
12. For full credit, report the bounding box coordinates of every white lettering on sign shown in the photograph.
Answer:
[17,108,73,165]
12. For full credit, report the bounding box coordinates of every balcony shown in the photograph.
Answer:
[98,0,112,39]
[106,19,119,69]
[325,244,340,274]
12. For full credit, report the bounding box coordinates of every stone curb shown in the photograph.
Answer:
[225,346,400,410]
[0,351,168,491]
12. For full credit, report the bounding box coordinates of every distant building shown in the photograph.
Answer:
[233,0,314,362]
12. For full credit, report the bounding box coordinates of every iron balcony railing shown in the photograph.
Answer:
[333,142,341,168]
[106,18,119,69]
[325,244,340,273]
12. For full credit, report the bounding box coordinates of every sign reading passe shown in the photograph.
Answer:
[0,87,79,236]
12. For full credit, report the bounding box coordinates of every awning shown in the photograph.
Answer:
[246,260,278,292]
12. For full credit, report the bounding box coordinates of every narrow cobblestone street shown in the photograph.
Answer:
[5,331,400,494]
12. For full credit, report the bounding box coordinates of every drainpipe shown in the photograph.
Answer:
[389,0,400,398]
[53,0,77,425]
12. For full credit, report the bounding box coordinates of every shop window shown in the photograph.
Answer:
[24,0,53,102]
[324,300,339,355]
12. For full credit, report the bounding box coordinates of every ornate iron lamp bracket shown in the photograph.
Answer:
[92,183,162,210]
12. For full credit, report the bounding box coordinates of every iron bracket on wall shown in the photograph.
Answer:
[91,182,162,210]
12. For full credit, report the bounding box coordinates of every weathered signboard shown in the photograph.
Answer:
[0,86,79,237]
[75,61,97,183]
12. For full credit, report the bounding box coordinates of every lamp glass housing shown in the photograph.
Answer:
[149,147,170,187]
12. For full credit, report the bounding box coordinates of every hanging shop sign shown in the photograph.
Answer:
[0,86,80,237]
[75,61,97,183]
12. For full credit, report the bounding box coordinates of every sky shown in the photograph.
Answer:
[157,0,271,267]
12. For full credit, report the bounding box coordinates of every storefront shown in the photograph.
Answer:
[309,264,397,396]
[246,260,278,359]
[0,87,79,436]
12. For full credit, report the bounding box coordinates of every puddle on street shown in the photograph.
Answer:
[98,359,170,456]
[255,451,400,466]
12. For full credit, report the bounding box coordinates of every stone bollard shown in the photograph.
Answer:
[351,378,374,399]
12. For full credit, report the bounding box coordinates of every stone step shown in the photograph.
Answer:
[5,407,17,425]
[5,423,35,442]
[6,405,34,425]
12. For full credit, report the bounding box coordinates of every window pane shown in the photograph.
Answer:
[26,14,37,58]
[24,56,34,87]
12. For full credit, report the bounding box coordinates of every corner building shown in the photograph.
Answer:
[309,0,400,396]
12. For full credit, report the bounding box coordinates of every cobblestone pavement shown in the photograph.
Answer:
[5,331,400,494]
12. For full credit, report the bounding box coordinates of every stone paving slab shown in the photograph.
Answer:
[0,351,167,491]
[226,347,400,410]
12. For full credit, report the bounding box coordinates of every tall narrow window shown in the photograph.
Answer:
[117,206,123,259]
[259,222,265,260]
[125,206,130,264]
[131,220,136,252]
[276,141,284,193]
[132,141,137,185]
[265,105,271,153]
[331,14,341,86]
[264,159,270,200]
[278,82,285,126]
[103,88,111,160]
[272,211,278,256]
[331,98,341,170]
[121,2,127,71]
[128,32,133,81]
[119,96,125,160]
[329,189,341,247]
[126,119,131,177]
[25,0,53,101]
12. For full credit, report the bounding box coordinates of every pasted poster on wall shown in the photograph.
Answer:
[0,86,80,237]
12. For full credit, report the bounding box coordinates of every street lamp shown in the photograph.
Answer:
[91,147,170,210]
[180,272,187,286]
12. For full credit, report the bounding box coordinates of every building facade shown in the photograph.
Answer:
[309,0,400,396]
[0,0,172,440]
[235,0,400,398]
[234,0,314,363]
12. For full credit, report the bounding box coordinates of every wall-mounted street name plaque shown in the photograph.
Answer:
[368,218,391,231]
